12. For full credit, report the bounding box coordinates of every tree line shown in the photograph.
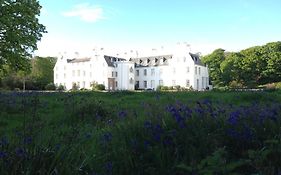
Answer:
[0,56,56,90]
[202,41,281,88]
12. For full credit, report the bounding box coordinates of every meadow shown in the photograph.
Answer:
[0,90,281,175]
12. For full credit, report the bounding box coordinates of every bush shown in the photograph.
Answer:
[275,82,281,89]
[91,81,105,91]
[175,85,181,91]
[71,83,79,91]
[57,85,65,91]
[95,84,105,91]
[160,86,169,91]
[45,83,56,90]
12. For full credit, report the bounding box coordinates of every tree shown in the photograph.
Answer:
[30,56,56,89]
[0,0,46,71]
[202,49,226,87]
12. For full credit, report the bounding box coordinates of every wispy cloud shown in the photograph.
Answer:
[62,3,104,23]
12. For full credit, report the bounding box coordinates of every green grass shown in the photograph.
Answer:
[0,90,281,174]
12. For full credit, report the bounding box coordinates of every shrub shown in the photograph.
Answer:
[45,83,56,90]
[95,84,105,91]
[57,85,65,91]
[168,86,174,90]
[91,81,105,91]
[71,83,79,91]
[175,85,181,91]
[160,86,169,91]
[275,82,281,89]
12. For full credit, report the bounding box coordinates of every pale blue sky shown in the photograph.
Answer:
[35,0,281,57]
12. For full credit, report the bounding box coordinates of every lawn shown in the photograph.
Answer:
[0,90,281,175]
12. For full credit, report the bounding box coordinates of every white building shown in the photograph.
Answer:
[54,46,211,91]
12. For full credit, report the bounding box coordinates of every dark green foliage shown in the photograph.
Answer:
[57,84,65,91]
[45,83,56,90]
[0,91,281,174]
[91,82,105,91]
[0,57,56,90]
[203,41,281,88]
[0,0,46,71]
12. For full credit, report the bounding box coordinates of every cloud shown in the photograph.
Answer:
[62,3,104,23]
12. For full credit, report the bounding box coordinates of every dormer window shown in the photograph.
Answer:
[147,59,150,64]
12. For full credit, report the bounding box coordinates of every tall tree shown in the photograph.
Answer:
[202,49,226,87]
[0,0,46,71]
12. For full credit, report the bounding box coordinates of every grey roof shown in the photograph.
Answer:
[189,53,205,66]
[104,55,126,67]
[67,58,91,63]
[130,55,173,67]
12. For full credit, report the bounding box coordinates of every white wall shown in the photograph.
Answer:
[116,61,135,90]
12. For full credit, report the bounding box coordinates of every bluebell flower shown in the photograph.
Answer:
[0,151,7,159]
[118,110,127,119]
[105,161,113,174]
[102,132,113,144]
[163,137,173,146]
[144,140,151,149]
[15,147,25,157]
[144,121,152,129]
[23,136,32,144]
[228,111,240,125]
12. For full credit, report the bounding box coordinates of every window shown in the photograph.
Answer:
[130,67,133,73]
[151,80,155,88]
[159,80,163,86]
[144,81,147,88]
[136,70,139,76]
[90,64,92,68]
[144,69,147,76]
[72,70,75,77]
[199,67,201,75]
[90,72,92,78]
[196,79,199,90]
[77,70,80,77]
[112,71,114,77]
[115,72,118,77]
[83,81,85,88]
[83,71,86,77]
[136,81,139,88]
[186,67,190,73]
[130,78,134,84]
[186,79,190,87]
[151,68,155,76]
[64,66,66,70]
[172,80,176,86]
[77,82,80,87]
[195,67,197,75]
[64,73,66,79]
[202,77,204,88]
[116,81,118,87]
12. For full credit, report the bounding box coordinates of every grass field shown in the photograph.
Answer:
[0,90,281,175]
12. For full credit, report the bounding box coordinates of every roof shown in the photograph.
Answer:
[67,58,91,63]
[189,53,205,66]
[104,55,126,67]
[130,55,173,67]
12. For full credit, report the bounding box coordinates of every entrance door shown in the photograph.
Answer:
[108,78,115,91]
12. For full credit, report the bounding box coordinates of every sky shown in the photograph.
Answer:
[35,0,281,57]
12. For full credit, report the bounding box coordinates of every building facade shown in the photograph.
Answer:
[54,49,211,91]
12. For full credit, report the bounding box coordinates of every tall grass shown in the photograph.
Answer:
[0,91,280,174]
